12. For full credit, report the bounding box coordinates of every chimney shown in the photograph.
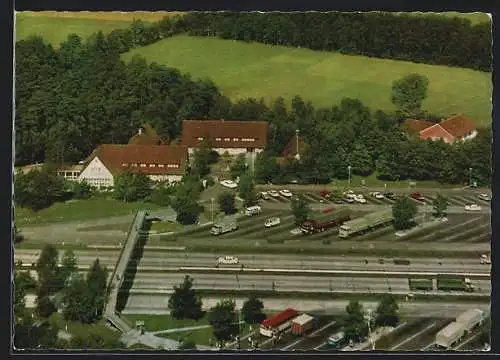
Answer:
[138,127,143,135]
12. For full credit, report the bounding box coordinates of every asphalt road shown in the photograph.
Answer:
[126,273,490,295]
[14,250,491,274]
[122,297,491,319]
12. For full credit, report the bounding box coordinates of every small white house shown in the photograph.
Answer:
[78,144,188,189]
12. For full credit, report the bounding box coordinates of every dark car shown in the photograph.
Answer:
[320,190,331,198]
[384,192,396,200]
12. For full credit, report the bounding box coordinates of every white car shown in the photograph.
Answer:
[370,192,384,199]
[269,190,280,198]
[216,256,239,265]
[465,204,482,211]
[279,189,293,198]
[220,180,237,189]
[265,217,281,228]
[354,195,367,204]
[478,193,491,201]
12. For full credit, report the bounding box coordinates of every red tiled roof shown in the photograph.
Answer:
[439,114,477,138]
[404,119,435,133]
[261,308,297,328]
[418,124,455,143]
[128,124,165,145]
[86,144,188,176]
[181,120,268,149]
[280,134,309,158]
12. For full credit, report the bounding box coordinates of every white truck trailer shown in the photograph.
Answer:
[455,309,485,332]
[435,322,466,349]
[338,209,393,238]
[210,220,238,235]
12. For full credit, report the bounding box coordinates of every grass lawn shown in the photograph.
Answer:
[15,11,183,46]
[48,312,121,343]
[16,197,161,227]
[124,314,210,332]
[150,220,184,233]
[122,35,492,127]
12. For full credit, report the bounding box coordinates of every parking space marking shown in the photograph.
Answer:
[454,331,482,350]
[389,322,436,351]
[281,320,337,351]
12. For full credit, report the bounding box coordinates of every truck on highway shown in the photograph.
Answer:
[300,210,351,234]
[435,322,466,349]
[338,209,393,238]
[210,220,238,235]
[455,309,485,333]
[436,276,475,292]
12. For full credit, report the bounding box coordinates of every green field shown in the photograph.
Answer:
[122,35,492,127]
[15,11,178,46]
[16,197,161,227]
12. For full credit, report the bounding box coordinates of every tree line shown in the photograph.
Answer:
[182,12,491,72]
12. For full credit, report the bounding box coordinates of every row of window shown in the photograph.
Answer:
[196,137,256,142]
[121,163,180,168]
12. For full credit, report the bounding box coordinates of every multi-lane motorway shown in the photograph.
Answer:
[14,250,491,274]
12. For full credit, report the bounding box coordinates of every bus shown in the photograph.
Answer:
[260,308,298,337]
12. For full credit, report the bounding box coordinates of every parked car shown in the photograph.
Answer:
[384,192,396,200]
[265,217,281,228]
[410,192,425,201]
[279,189,293,198]
[216,256,239,265]
[370,191,384,199]
[220,180,238,189]
[465,204,482,211]
[269,190,280,198]
[354,195,367,204]
[478,193,491,201]
[342,197,354,203]
[320,190,331,198]
[245,205,262,216]
[260,191,271,200]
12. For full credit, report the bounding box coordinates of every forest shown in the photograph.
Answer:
[15,13,491,187]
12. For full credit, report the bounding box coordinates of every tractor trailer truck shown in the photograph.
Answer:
[338,209,393,238]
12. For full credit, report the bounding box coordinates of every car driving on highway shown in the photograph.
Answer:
[465,204,482,211]
[216,256,239,265]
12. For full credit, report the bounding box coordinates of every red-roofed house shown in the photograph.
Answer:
[78,144,188,188]
[181,120,269,156]
[405,114,478,144]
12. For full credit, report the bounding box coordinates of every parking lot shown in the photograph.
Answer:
[230,315,484,352]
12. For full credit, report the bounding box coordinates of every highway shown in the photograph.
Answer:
[14,250,491,274]
[126,272,490,294]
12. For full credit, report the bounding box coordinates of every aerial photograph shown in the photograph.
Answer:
[12,10,492,351]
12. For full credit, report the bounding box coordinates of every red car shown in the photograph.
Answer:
[410,192,425,201]
[320,190,331,198]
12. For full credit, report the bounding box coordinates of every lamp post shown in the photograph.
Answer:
[348,165,352,186]
[365,309,375,351]
[469,167,472,187]
[320,199,324,212]
[210,198,214,222]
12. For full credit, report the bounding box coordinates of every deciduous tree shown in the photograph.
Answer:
[291,194,311,226]
[375,294,399,327]
[391,73,429,118]
[392,197,418,230]
[230,154,248,180]
[344,300,369,343]
[237,171,259,207]
[217,191,237,215]
[208,299,239,348]
[241,295,266,324]
[168,275,204,321]
[432,193,448,218]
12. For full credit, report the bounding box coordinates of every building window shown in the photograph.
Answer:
[150,164,156,168]
[224,138,231,141]
[197,137,204,141]
[122,163,128,166]
[216,137,222,141]
[158,164,164,168]
[233,138,239,141]
[140,164,146,167]
[132,163,137,167]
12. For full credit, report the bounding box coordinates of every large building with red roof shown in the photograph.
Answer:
[404,114,478,144]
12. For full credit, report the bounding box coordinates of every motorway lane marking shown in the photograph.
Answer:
[280,320,337,351]
[389,322,436,350]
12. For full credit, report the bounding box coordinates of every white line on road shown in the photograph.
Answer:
[281,320,337,351]
[390,322,436,350]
